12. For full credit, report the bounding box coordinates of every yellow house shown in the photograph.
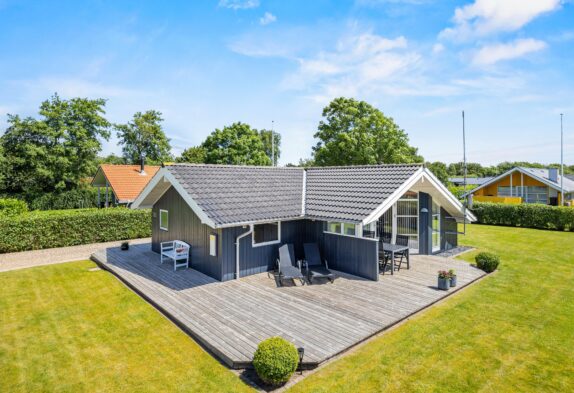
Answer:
[466,167,574,206]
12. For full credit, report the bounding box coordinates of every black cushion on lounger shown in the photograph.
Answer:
[277,244,305,285]
[303,243,335,282]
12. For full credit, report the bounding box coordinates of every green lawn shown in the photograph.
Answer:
[288,225,574,392]
[0,260,253,393]
[2,225,573,392]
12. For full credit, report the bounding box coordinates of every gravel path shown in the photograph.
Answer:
[0,238,151,273]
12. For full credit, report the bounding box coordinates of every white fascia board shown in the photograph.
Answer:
[422,168,477,222]
[130,167,167,209]
[163,170,217,228]
[361,166,425,225]
[130,167,217,228]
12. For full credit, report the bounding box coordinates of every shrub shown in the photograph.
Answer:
[0,198,29,216]
[471,202,574,231]
[475,252,500,273]
[252,337,299,386]
[29,188,102,210]
[0,208,151,253]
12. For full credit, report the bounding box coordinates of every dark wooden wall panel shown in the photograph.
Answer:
[152,187,223,280]
[441,207,458,251]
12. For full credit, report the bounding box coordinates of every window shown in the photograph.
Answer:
[159,209,169,231]
[343,223,356,236]
[209,234,217,256]
[253,222,280,246]
[325,221,358,237]
[327,222,342,234]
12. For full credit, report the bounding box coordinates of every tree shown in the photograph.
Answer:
[1,94,110,197]
[426,161,450,184]
[97,153,126,165]
[115,110,171,164]
[258,129,281,165]
[312,97,423,166]
[176,146,207,164]
[201,122,271,166]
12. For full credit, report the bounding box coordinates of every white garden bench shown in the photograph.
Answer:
[160,240,190,271]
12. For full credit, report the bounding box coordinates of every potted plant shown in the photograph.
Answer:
[449,269,457,287]
[437,270,450,290]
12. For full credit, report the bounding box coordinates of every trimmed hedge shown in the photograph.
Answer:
[471,202,574,231]
[0,198,29,216]
[253,337,299,386]
[0,208,151,253]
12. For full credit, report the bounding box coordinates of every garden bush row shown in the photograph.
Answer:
[471,202,574,231]
[0,208,151,253]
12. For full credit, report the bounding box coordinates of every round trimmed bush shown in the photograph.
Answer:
[475,252,500,273]
[0,198,28,216]
[253,337,299,386]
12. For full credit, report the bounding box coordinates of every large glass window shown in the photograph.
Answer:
[327,222,341,234]
[343,223,356,236]
[253,222,280,246]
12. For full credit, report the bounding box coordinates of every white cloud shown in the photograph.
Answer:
[259,12,277,25]
[218,0,259,10]
[440,0,561,40]
[432,43,444,54]
[472,38,547,66]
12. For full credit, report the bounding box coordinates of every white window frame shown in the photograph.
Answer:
[252,221,281,247]
[324,221,363,239]
[159,209,169,231]
[431,201,441,253]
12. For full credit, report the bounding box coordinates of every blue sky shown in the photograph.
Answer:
[0,0,572,165]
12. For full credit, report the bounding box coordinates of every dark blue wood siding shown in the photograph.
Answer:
[418,192,432,255]
[441,207,458,251]
[152,187,223,280]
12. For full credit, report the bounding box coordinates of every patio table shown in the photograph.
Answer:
[380,243,410,275]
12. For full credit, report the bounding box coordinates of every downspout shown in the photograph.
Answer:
[235,225,253,280]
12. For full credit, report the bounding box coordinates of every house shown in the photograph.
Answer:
[91,163,160,206]
[449,177,493,187]
[465,167,574,206]
[131,164,475,282]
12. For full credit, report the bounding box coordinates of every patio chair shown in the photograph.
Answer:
[276,244,305,286]
[394,235,410,271]
[303,243,335,283]
[160,240,190,271]
[379,243,392,275]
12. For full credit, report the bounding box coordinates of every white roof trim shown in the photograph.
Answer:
[362,167,476,225]
[361,166,425,225]
[463,167,571,197]
[131,167,217,228]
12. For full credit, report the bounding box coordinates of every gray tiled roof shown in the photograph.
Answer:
[519,167,574,192]
[165,163,423,226]
[167,165,304,226]
[305,165,423,222]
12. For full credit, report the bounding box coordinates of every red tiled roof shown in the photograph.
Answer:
[93,164,160,202]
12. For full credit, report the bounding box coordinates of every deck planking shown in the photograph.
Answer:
[92,244,485,368]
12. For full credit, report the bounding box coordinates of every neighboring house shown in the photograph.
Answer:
[466,167,574,206]
[132,164,475,282]
[91,163,161,206]
[449,177,493,187]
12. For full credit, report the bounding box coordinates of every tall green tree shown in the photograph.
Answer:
[312,97,423,166]
[426,161,450,184]
[176,146,207,164]
[258,129,281,166]
[1,94,110,197]
[201,122,271,165]
[115,110,171,164]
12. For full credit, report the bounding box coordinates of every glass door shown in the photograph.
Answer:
[432,201,441,252]
[377,192,419,253]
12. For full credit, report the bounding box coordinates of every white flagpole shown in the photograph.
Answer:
[561,114,564,206]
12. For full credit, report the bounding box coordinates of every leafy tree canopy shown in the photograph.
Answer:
[115,110,171,164]
[97,153,126,165]
[176,146,207,164]
[201,122,271,166]
[312,97,423,166]
[1,94,110,198]
[426,161,449,184]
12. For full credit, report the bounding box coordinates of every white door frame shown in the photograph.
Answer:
[432,201,441,253]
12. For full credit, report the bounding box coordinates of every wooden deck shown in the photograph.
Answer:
[92,244,485,369]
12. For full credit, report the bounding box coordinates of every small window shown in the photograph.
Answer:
[159,209,169,231]
[343,223,356,236]
[327,222,341,234]
[209,234,217,256]
[253,222,280,246]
